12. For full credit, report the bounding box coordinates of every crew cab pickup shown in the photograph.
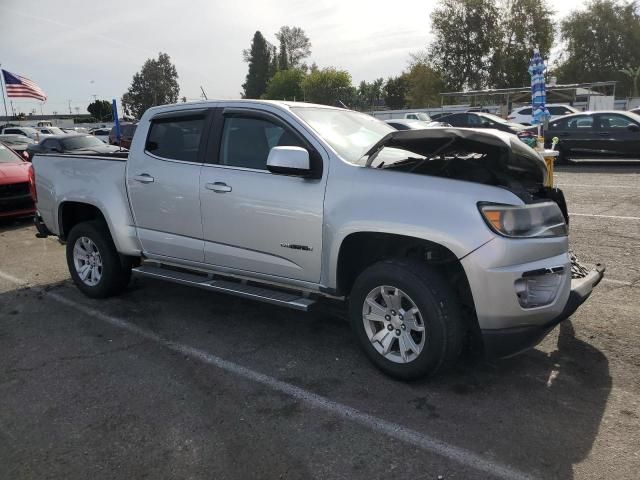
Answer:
[32,100,604,379]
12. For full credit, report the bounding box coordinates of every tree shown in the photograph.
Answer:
[278,37,289,71]
[87,100,112,121]
[428,0,500,90]
[121,52,179,119]
[275,26,311,68]
[620,66,640,97]
[242,31,272,99]
[555,0,640,97]
[302,67,353,106]
[404,62,445,108]
[264,69,306,100]
[490,0,555,88]
[384,76,409,109]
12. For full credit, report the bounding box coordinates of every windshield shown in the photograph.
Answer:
[0,144,22,163]
[415,113,431,122]
[292,107,394,162]
[61,135,106,150]
[45,127,65,135]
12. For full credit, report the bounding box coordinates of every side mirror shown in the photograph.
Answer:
[627,123,640,132]
[266,146,312,177]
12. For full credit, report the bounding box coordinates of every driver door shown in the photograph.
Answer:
[199,108,327,283]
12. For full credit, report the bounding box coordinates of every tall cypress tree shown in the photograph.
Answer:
[278,37,289,71]
[242,31,271,99]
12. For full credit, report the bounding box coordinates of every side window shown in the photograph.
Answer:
[467,114,482,126]
[566,116,594,129]
[219,115,304,170]
[42,139,58,150]
[5,129,19,135]
[519,108,532,115]
[406,114,418,120]
[596,113,634,129]
[146,115,204,162]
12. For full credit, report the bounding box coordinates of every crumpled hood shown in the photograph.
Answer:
[363,127,547,183]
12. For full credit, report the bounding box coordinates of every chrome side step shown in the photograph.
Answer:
[132,264,316,311]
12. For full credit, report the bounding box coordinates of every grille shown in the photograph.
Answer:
[0,182,29,198]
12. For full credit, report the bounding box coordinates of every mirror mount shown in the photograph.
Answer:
[266,146,313,177]
[627,123,640,132]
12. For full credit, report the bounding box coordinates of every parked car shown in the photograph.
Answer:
[62,127,88,134]
[27,134,123,159]
[36,126,66,136]
[89,128,111,143]
[384,119,450,130]
[109,123,137,148]
[508,104,580,125]
[438,112,526,134]
[32,100,603,380]
[543,110,640,163]
[0,134,36,159]
[372,111,432,122]
[0,142,36,218]
[1,126,41,141]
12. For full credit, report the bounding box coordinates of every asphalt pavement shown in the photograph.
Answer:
[1,164,639,480]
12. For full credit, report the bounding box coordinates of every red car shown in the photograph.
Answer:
[0,141,36,218]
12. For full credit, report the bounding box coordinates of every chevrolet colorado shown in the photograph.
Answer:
[32,100,604,379]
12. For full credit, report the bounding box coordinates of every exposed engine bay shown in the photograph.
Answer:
[363,128,569,222]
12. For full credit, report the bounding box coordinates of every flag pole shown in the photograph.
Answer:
[0,64,9,120]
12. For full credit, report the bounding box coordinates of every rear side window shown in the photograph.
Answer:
[549,106,572,116]
[518,108,532,115]
[146,116,205,162]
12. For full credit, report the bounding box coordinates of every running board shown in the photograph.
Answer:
[132,265,316,311]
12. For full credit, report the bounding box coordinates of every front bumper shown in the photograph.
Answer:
[481,262,605,358]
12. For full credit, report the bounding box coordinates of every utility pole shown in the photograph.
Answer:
[68,100,72,115]
[200,86,208,100]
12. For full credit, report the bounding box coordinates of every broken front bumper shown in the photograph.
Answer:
[481,257,605,358]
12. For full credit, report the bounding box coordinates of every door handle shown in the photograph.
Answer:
[206,182,232,193]
[133,174,155,183]
[598,132,610,137]
[559,132,570,137]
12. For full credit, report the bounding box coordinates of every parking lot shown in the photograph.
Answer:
[0,164,639,480]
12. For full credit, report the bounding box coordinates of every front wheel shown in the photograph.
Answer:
[349,259,464,380]
[66,220,131,298]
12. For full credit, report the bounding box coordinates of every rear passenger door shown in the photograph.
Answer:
[127,109,209,262]
[199,107,327,283]
[593,112,640,159]
[551,115,598,159]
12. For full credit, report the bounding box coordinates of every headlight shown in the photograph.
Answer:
[479,202,567,238]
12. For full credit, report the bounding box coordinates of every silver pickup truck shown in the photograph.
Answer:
[32,100,604,379]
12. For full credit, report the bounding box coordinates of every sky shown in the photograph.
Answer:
[0,0,587,116]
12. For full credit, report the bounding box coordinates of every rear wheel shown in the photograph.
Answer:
[349,259,464,380]
[66,220,131,298]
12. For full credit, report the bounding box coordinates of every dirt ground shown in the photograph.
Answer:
[1,164,639,479]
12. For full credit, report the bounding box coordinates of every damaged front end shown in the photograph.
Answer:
[363,128,570,222]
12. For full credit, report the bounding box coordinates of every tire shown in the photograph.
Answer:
[348,259,464,380]
[66,220,132,298]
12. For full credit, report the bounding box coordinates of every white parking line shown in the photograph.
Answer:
[0,269,537,480]
[557,184,639,189]
[570,213,640,221]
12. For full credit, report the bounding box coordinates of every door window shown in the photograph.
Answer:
[565,116,594,129]
[219,115,304,170]
[146,116,204,162]
[548,106,573,116]
[595,113,635,129]
[518,108,532,115]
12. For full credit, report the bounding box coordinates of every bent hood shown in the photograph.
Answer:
[363,127,547,183]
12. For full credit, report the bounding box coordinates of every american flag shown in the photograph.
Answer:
[2,69,47,102]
